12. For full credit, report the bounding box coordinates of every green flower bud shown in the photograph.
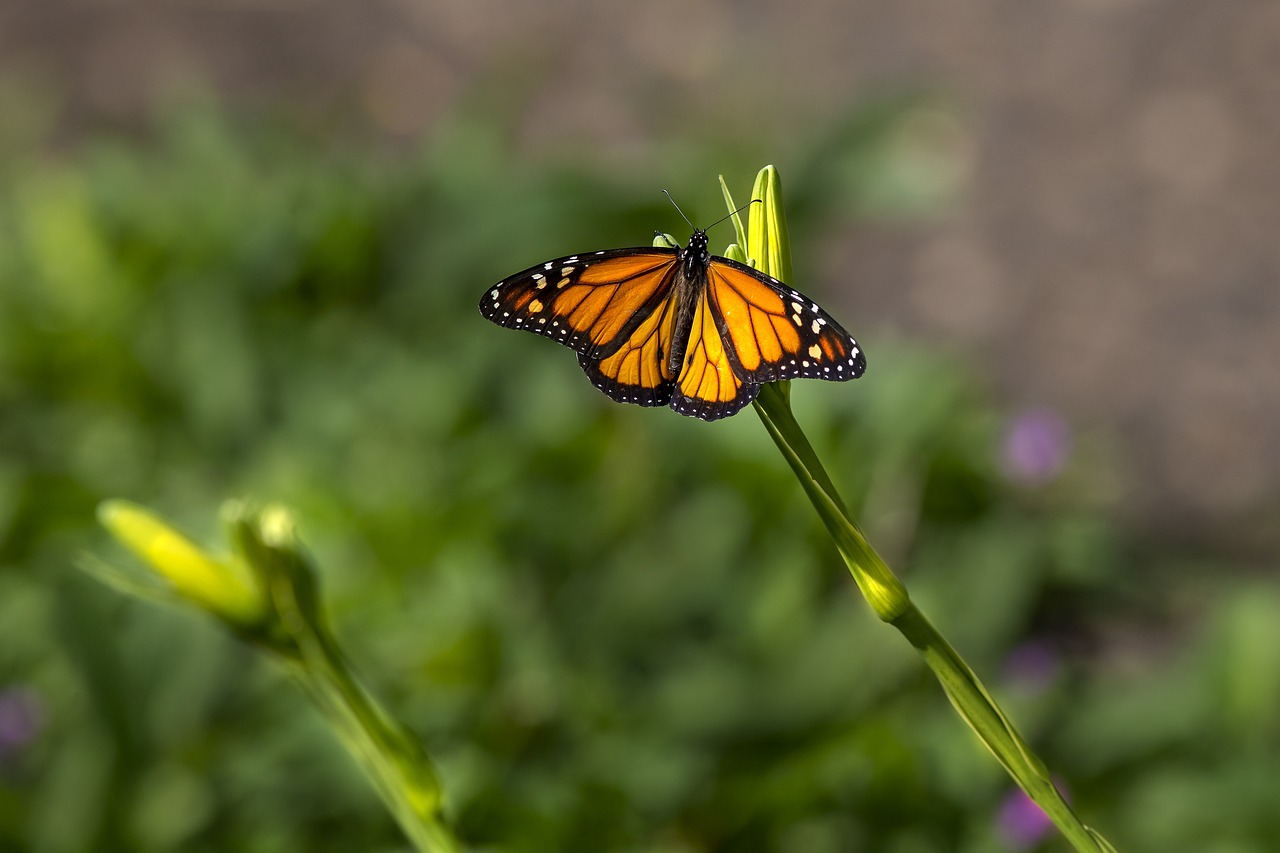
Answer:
[97,500,267,627]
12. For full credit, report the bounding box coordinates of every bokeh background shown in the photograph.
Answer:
[2,1,1279,851]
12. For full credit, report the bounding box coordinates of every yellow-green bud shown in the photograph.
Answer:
[97,500,267,626]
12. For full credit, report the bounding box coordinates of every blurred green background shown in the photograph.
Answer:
[2,3,1279,852]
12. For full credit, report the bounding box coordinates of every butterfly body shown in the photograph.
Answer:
[481,229,865,421]
[664,230,710,377]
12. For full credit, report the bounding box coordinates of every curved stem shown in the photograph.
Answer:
[287,639,460,853]
[752,387,1116,853]
[270,570,460,853]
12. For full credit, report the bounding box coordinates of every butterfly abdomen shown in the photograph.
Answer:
[667,238,709,376]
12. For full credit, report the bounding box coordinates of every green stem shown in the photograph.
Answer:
[93,501,465,851]
[753,385,908,622]
[278,593,461,853]
[235,507,463,853]
[752,385,1116,853]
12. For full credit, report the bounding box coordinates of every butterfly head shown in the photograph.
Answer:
[680,229,711,277]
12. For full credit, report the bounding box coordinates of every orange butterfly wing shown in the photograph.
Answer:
[705,258,867,385]
[481,240,867,422]
[481,249,682,406]
[577,286,681,407]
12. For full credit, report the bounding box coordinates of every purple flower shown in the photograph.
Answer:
[1003,641,1061,694]
[0,686,43,756]
[1000,408,1071,485]
[997,788,1055,850]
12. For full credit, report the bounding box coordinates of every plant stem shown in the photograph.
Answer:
[752,385,1116,853]
[273,578,460,853]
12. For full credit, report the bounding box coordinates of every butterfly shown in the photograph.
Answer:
[479,223,866,421]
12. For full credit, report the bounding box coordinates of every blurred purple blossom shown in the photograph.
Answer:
[1001,408,1071,485]
[0,686,43,756]
[1003,640,1062,694]
[996,788,1055,850]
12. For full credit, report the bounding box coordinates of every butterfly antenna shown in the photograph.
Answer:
[663,190,760,234]
[704,199,761,233]
[662,189,696,231]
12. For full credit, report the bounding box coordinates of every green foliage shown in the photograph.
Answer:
[1,100,1277,853]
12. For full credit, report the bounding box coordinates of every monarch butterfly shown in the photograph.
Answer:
[480,218,866,422]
